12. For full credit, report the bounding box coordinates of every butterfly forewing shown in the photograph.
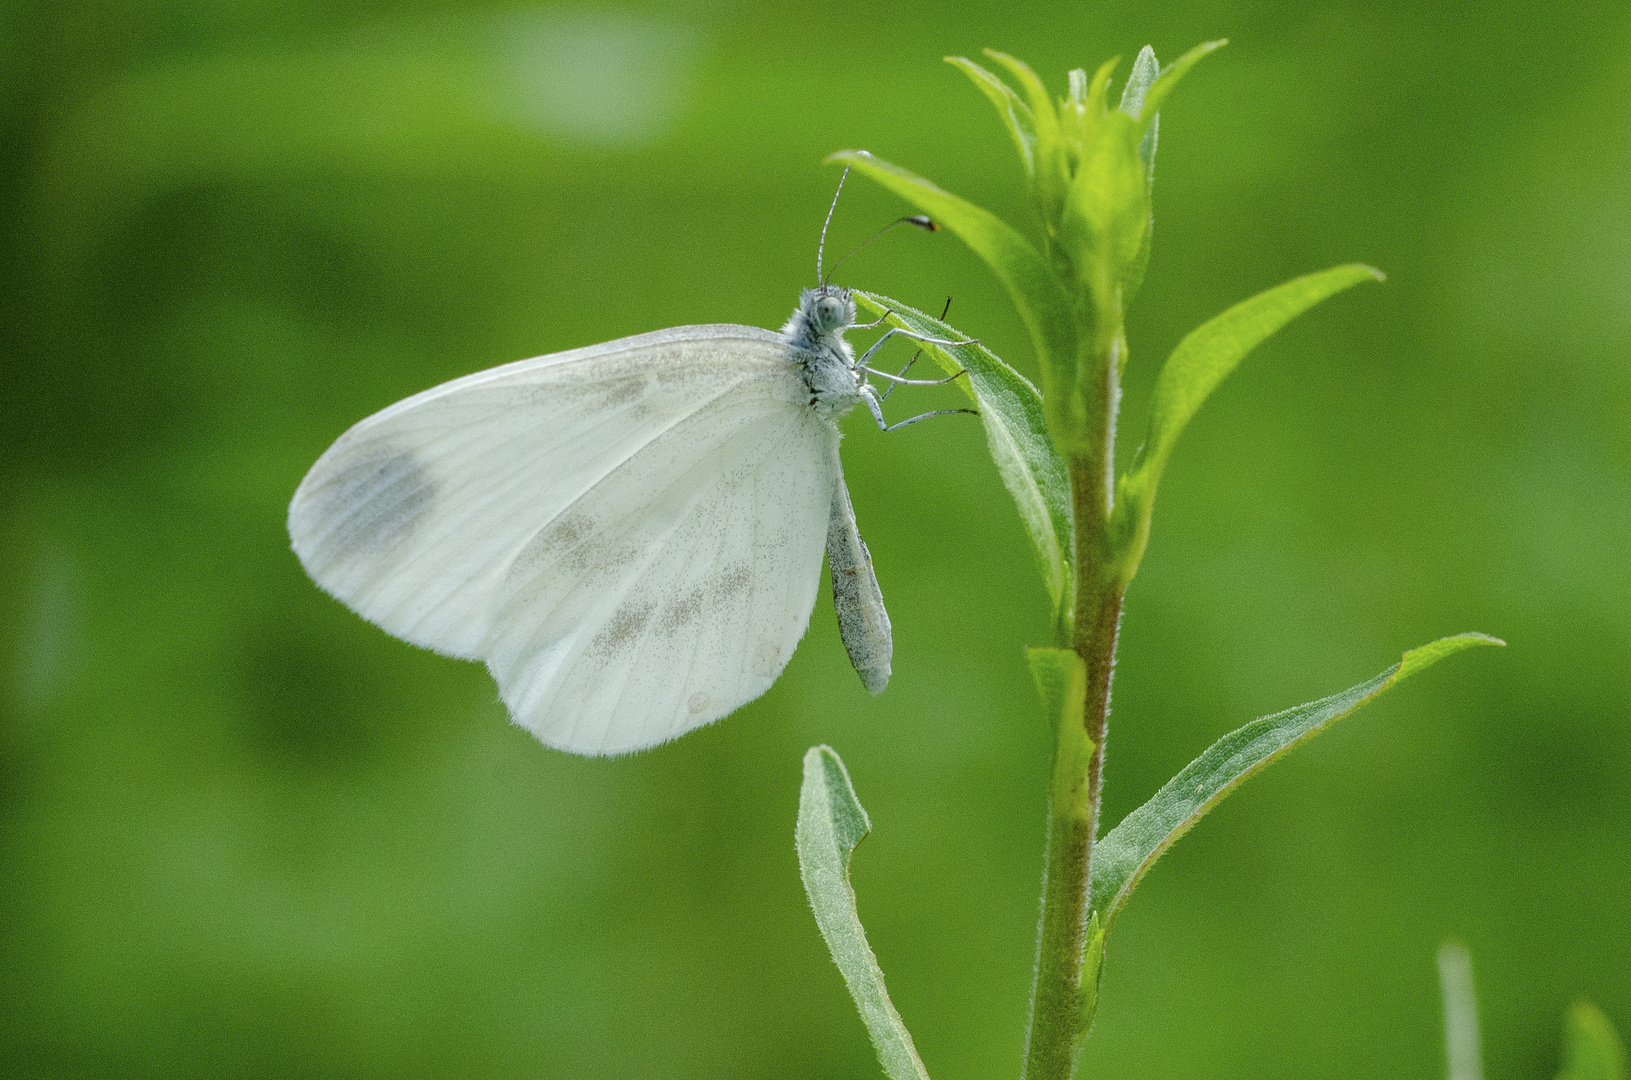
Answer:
[288,324,840,754]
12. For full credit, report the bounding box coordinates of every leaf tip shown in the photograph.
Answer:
[1561,999,1630,1080]
[801,743,871,851]
[803,742,855,787]
[823,149,871,166]
[1394,632,1504,683]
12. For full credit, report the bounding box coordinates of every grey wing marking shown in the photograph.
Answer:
[826,473,891,695]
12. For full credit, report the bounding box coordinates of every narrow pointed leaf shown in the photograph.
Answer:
[1057,58,1118,182]
[797,746,932,1080]
[981,49,1059,144]
[1027,647,1095,814]
[855,292,1073,615]
[983,49,1069,215]
[1118,46,1159,120]
[829,150,1076,383]
[1066,67,1089,107]
[1136,112,1159,190]
[1136,39,1227,135]
[1114,263,1383,581]
[1558,1002,1629,1080]
[1083,56,1119,118]
[1135,263,1383,486]
[1121,183,1156,308]
[1117,45,1160,306]
[1089,634,1504,928]
[946,56,1036,177]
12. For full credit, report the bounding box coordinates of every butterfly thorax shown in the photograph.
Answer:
[781,285,865,421]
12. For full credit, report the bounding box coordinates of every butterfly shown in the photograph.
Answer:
[287,172,973,755]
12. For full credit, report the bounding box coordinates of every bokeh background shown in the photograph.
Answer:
[3,1,1628,1077]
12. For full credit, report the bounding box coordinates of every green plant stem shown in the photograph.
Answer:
[1026,778,1094,1080]
[1023,343,1126,1080]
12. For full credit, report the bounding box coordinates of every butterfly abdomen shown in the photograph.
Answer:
[824,475,892,695]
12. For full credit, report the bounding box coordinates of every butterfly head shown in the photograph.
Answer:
[804,285,856,336]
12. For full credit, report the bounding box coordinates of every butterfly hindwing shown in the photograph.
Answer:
[487,397,839,753]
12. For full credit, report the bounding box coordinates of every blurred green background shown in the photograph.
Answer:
[3,1,1628,1077]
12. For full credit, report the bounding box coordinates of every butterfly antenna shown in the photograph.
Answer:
[817,167,850,285]
[824,215,939,285]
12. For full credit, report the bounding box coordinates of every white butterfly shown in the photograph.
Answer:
[288,180,973,756]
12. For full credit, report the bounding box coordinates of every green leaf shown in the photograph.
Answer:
[1084,57,1118,116]
[981,49,1059,150]
[828,150,1077,403]
[797,746,932,1080]
[1119,183,1156,309]
[1117,46,1159,122]
[1075,912,1106,1043]
[1133,262,1383,480]
[1558,1001,1629,1080]
[1027,647,1094,813]
[1118,46,1160,305]
[1113,263,1384,582]
[1058,109,1148,316]
[1055,57,1118,185]
[982,49,1070,223]
[945,56,1036,177]
[1066,67,1088,108]
[855,292,1074,618]
[1136,39,1227,136]
[1438,942,1485,1080]
[1026,646,1088,735]
[1088,634,1504,929]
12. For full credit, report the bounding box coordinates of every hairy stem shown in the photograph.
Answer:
[1023,337,1125,1080]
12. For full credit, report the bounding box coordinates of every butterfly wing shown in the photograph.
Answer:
[288,324,841,755]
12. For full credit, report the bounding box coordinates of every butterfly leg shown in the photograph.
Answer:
[883,409,979,432]
[881,297,952,402]
[878,353,918,401]
[861,383,977,433]
[854,326,978,372]
[861,365,967,386]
